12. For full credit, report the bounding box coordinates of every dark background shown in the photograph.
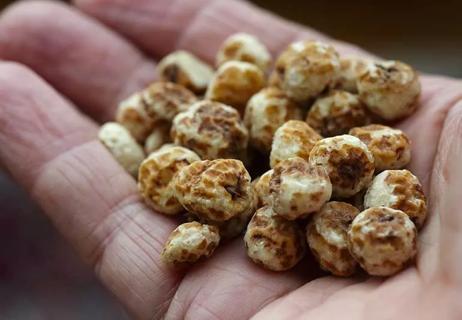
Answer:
[0,1,461,319]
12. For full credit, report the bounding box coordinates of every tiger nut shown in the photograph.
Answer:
[253,169,273,208]
[138,144,200,215]
[157,50,215,94]
[205,61,266,114]
[347,207,417,276]
[161,222,220,267]
[306,90,370,137]
[307,201,359,276]
[270,120,322,168]
[244,206,306,271]
[270,157,332,220]
[171,100,249,160]
[244,87,303,152]
[144,123,171,154]
[309,135,375,198]
[349,124,411,171]
[364,170,427,228]
[333,56,371,93]
[173,159,253,222]
[357,60,421,120]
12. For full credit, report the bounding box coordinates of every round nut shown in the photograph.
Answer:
[270,157,332,220]
[348,207,417,276]
[142,82,197,123]
[364,170,427,228]
[253,169,273,208]
[174,159,253,222]
[98,122,145,177]
[171,100,249,160]
[307,201,359,276]
[357,60,421,120]
[309,135,375,198]
[273,41,340,102]
[161,222,220,267]
[332,56,371,93]
[270,120,322,168]
[244,87,303,152]
[306,90,370,137]
[205,61,266,115]
[244,206,306,271]
[157,50,215,94]
[138,145,201,215]
[216,33,271,72]
[349,124,411,171]
[144,123,171,154]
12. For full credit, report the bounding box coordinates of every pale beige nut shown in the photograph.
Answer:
[307,201,359,276]
[216,33,271,72]
[116,92,156,143]
[144,122,171,154]
[138,145,201,215]
[171,100,249,160]
[364,170,427,228]
[270,120,322,168]
[161,222,220,267]
[98,122,145,177]
[306,90,370,137]
[332,56,372,93]
[347,206,417,276]
[244,206,306,271]
[205,61,266,115]
[349,124,411,171]
[357,60,421,120]
[270,157,332,220]
[157,50,215,94]
[309,135,375,198]
[244,87,303,152]
[253,169,273,208]
[174,159,254,222]
[271,41,340,102]
[142,82,197,123]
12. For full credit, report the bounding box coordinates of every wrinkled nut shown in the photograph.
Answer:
[270,120,322,168]
[144,123,171,154]
[306,90,370,137]
[309,135,375,198]
[216,33,271,72]
[174,159,253,222]
[364,170,427,228]
[98,122,145,177]
[349,124,411,171]
[273,41,340,102]
[161,222,220,267]
[142,82,197,123]
[244,87,303,152]
[348,207,417,276]
[270,157,332,220]
[333,56,371,93]
[138,145,201,215]
[244,206,306,271]
[307,201,359,276]
[116,92,156,143]
[171,100,249,160]
[205,61,266,114]
[157,50,214,94]
[253,169,273,208]
[357,60,421,120]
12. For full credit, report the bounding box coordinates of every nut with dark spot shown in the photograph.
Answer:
[332,56,372,93]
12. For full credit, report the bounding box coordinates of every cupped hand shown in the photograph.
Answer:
[0,1,461,319]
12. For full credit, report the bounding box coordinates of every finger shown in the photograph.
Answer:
[74,0,371,63]
[0,62,178,319]
[0,0,156,122]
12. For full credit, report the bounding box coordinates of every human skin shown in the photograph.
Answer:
[0,0,461,319]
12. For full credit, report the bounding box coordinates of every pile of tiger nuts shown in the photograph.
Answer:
[98,33,426,277]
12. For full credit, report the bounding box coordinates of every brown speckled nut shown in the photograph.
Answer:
[253,169,273,208]
[332,56,371,93]
[244,206,306,271]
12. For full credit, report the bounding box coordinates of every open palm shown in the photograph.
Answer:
[0,1,461,319]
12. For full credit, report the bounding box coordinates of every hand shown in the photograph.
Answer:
[0,1,461,319]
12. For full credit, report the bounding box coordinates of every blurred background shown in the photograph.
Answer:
[0,0,460,319]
